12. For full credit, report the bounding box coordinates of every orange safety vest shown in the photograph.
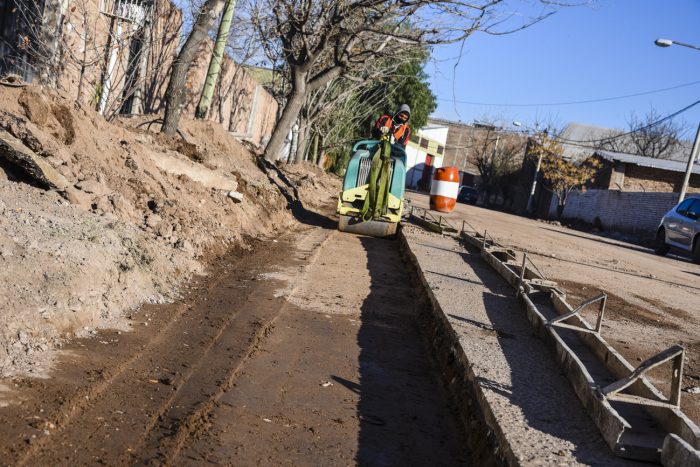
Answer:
[375,115,411,147]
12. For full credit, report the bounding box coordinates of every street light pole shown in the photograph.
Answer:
[655,38,700,51]
[526,140,543,213]
[654,37,700,202]
[678,123,700,203]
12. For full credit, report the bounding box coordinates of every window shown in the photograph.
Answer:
[437,145,445,155]
[676,198,694,216]
[419,138,429,149]
[687,199,700,219]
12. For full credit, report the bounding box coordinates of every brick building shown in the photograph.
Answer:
[535,149,700,236]
[592,150,700,193]
[427,117,527,188]
[0,0,277,147]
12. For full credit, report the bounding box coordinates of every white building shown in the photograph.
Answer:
[405,123,448,191]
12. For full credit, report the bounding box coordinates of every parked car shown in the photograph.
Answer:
[655,195,700,263]
[457,186,478,205]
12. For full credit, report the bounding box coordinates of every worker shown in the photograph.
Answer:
[373,104,411,147]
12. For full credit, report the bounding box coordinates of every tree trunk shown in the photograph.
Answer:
[38,0,63,87]
[264,73,307,161]
[556,190,569,219]
[311,132,319,165]
[556,202,565,219]
[288,122,299,163]
[196,0,237,119]
[293,120,310,164]
[161,0,226,135]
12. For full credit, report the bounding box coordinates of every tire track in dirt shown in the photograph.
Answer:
[1,226,333,466]
[133,229,337,465]
[173,230,471,465]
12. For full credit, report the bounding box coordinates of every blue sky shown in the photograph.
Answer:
[427,0,700,138]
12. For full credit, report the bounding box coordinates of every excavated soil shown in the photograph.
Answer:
[0,83,340,376]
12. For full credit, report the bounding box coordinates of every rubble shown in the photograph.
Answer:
[0,129,68,191]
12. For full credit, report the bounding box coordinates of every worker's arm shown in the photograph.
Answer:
[372,115,392,139]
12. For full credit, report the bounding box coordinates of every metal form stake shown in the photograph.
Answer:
[603,345,685,409]
[517,253,527,296]
[678,122,700,203]
[482,230,488,250]
[671,349,685,408]
[595,294,607,334]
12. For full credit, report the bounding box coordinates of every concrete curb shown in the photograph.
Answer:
[398,229,509,466]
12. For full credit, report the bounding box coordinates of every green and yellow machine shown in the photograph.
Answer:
[336,136,407,237]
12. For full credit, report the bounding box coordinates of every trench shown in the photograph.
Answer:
[0,216,494,465]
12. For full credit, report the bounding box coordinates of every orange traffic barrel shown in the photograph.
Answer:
[430,166,459,213]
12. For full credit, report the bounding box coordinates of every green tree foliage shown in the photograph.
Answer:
[377,57,436,132]
[324,53,436,174]
[532,136,602,218]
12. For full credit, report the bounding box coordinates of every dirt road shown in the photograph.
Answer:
[406,192,700,424]
[0,211,470,465]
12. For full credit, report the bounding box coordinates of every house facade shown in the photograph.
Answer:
[405,123,447,191]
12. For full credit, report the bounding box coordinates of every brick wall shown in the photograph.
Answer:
[183,39,278,147]
[51,0,277,147]
[555,190,679,236]
[428,118,527,174]
[623,164,700,193]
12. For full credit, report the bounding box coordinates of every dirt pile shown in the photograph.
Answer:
[0,84,340,376]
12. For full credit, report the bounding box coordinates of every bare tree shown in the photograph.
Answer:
[161,0,229,134]
[247,0,579,161]
[599,109,686,159]
[471,127,524,206]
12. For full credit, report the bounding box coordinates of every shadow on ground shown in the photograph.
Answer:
[332,235,470,466]
[258,158,337,229]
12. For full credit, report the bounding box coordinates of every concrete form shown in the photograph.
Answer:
[401,219,700,465]
[400,225,632,466]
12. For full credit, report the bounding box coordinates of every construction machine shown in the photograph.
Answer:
[336,135,406,237]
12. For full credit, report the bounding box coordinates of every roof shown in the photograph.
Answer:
[594,149,700,175]
[558,122,694,163]
[559,123,617,161]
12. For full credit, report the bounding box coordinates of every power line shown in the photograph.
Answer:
[551,98,700,147]
[437,79,700,107]
[434,99,700,153]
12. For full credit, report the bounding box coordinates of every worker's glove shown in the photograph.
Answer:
[379,126,389,135]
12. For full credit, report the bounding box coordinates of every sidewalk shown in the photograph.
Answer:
[400,224,636,466]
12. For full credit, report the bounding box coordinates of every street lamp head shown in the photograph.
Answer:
[655,38,674,48]
[512,121,522,127]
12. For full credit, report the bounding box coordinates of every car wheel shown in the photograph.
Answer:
[693,236,700,264]
[654,228,670,256]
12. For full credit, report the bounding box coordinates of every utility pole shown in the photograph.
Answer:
[678,122,700,203]
[525,139,542,213]
[526,128,548,213]
[196,0,238,119]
